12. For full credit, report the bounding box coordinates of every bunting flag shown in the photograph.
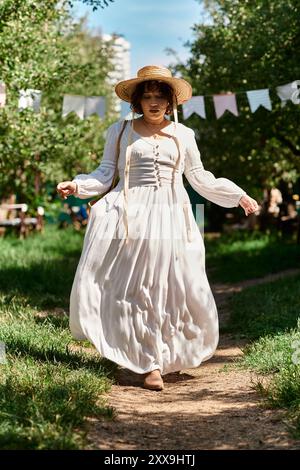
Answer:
[18,89,42,112]
[180,78,299,120]
[246,89,272,112]
[213,93,238,119]
[0,82,6,108]
[276,81,300,107]
[182,96,206,119]
[62,95,85,119]
[62,95,106,119]
[0,78,299,121]
[84,96,106,118]
[291,80,300,104]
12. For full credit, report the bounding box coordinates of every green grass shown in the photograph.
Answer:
[2,224,300,446]
[205,230,300,283]
[0,224,84,310]
[225,274,300,437]
[0,224,117,449]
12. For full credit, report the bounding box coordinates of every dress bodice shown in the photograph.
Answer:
[118,129,183,188]
[72,119,246,211]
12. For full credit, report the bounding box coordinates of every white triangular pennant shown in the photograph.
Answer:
[182,96,206,119]
[213,94,238,119]
[18,89,42,112]
[276,81,300,107]
[246,89,272,112]
[62,94,85,119]
[84,96,106,118]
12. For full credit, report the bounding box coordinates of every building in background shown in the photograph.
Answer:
[102,33,131,116]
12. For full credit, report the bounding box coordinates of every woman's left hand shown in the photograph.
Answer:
[239,194,260,216]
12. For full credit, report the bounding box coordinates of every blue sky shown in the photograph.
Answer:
[72,0,207,75]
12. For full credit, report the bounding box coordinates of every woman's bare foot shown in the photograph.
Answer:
[143,369,164,391]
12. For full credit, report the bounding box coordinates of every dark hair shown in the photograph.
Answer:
[130,80,174,115]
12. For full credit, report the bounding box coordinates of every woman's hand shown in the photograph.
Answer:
[239,194,260,216]
[56,181,77,200]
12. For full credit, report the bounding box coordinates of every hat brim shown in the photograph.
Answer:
[115,75,192,105]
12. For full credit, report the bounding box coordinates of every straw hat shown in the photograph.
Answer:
[115,65,192,105]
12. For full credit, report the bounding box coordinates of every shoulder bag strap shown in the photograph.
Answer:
[88,120,128,208]
[110,119,128,189]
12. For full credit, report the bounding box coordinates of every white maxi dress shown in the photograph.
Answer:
[69,120,246,376]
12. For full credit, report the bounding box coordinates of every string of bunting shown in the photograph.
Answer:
[181,80,300,120]
[0,83,106,119]
[0,80,299,120]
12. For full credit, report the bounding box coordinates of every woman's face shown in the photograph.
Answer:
[139,87,169,122]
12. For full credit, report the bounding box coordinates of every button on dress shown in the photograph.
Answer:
[69,120,246,376]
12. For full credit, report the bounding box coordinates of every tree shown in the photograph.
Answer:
[69,0,114,10]
[0,1,116,211]
[174,0,300,201]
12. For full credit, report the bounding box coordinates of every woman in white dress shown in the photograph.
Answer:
[57,65,259,391]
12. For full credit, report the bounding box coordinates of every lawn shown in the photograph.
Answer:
[1,224,299,447]
[225,273,300,438]
[205,229,300,283]
[0,224,117,449]
[204,228,300,438]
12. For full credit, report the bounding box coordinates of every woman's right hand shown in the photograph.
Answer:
[239,194,260,216]
[56,181,77,200]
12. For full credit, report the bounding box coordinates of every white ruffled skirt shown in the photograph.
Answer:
[69,181,219,376]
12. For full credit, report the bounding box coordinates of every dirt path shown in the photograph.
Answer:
[84,268,300,450]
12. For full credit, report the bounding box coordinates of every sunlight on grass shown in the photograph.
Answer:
[0,224,117,449]
[226,275,300,438]
[0,356,114,449]
[205,230,300,282]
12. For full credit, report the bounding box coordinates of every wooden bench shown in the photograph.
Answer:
[0,203,45,238]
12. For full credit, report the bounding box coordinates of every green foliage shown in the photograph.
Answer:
[240,328,300,375]
[0,224,84,309]
[225,273,300,437]
[205,230,300,282]
[225,272,300,339]
[0,1,117,212]
[68,0,114,10]
[176,0,300,195]
[231,315,300,436]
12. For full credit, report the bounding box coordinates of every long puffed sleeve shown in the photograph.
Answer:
[72,122,120,199]
[184,128,247,207]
